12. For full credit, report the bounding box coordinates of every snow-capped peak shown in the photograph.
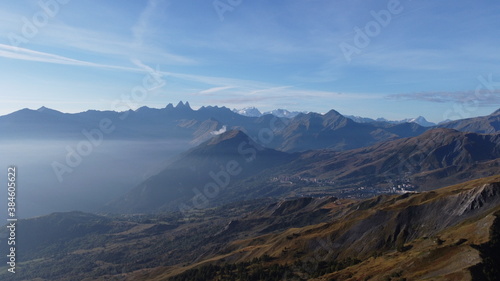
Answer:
[404,116,435,127]
[263,109,303,118]
[232,107,262,117]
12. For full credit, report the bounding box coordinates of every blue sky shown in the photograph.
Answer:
[1,0,499,122]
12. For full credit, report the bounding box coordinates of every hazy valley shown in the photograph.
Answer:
[1,103,500,280]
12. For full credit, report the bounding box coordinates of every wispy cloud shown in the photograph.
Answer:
[165,72,274,90]
[0,43,139,71]
[131,58,156,73]
[44,22,196,65]
[198,85,379,106]
[168,70,380,104]
[0,5,196,67]
[210,125,227,136]
[132,0,162,47]
[0,42,380,111]
[0,43,182,83]
[197,86,236,95]
[387,89,500,106]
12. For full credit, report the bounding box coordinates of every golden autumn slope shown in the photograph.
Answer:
[136,175,500,281]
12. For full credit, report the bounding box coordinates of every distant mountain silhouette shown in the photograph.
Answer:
[346,115,436,127]
[438,108,500,134]
[269,110,427,151]
[0,102,429,152]
[106,130,296,213]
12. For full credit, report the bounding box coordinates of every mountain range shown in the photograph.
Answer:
[232,107,306,118]
[3,102,500,152]
[106,127,500,215]
[277,128,500,190]
[2,102,500,280]
[0,102,428,152]
[2,103,500,218]
[345,115,438,127]
[233,106,437,127]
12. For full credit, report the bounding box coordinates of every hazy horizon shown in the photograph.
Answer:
[1,1,499,122]
[0,139,190,219]
[2,101,499,124]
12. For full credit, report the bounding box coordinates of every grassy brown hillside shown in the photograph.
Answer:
[1,176,498,280]
[140,175,500,281]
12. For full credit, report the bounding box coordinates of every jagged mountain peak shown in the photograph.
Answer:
[175,101,192,110]
[263,109,304,118]
[232,107,306,118]
[406,116,435,127]
[37,106,50,112]
[232,107,262,117]
[36,106,62,115]
[324,109,343,117]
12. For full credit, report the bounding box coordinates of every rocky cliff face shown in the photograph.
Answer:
[330,182,500,260]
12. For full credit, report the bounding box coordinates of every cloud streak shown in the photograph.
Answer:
[387,89,500,106]
[0,43,139,72]
[0,42,380,111]
[50,24,196,65]
[197,86,236,95]
[132,0,162,47]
